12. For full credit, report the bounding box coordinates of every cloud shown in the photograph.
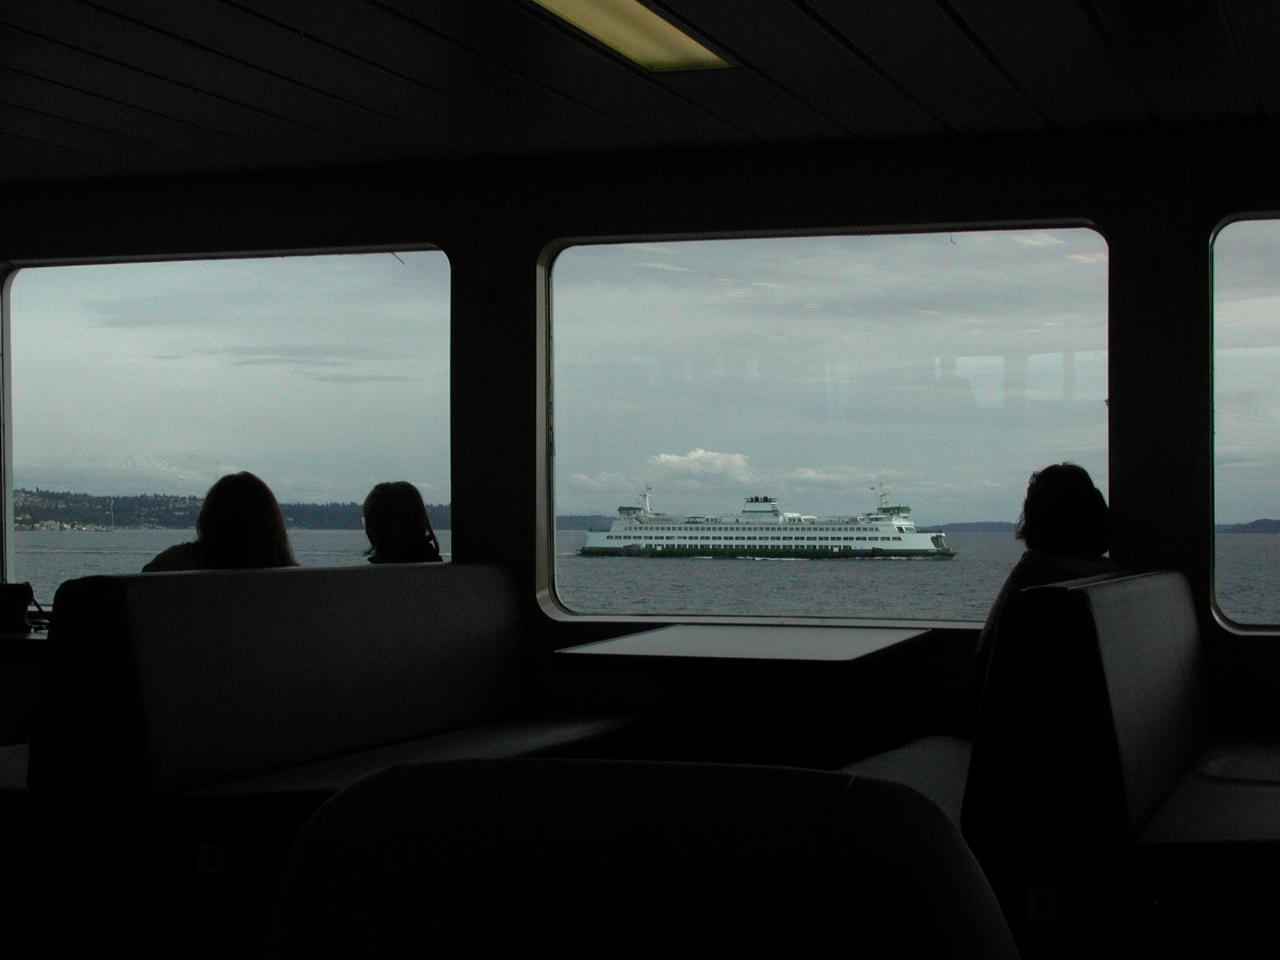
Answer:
[304,373,413,384]
[787,466,876,487]
[636,261,694,273]
[1010,233,1067,247]
[204,343,414,382]
[566,472,629,491]
[649,449,753,482]
[1067,253,1108,264]
[212,343,377,364]
[232,357,354,368]
[16,452,211,496]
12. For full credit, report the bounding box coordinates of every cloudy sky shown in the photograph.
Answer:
[554,228,1110,525]
[1214,219,1280,523]
[9,223,1276,522]
[11,251,450,505]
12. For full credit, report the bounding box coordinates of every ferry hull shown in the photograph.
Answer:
[579,492,954,559]
[579,545,955,559]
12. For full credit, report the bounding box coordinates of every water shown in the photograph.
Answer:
[12,529,452,605]
[556,531,1280,624]
[12,529,1280,625]
[556,530,1024,621]
[1215,534,1280,625]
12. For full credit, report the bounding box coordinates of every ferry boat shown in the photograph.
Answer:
[581,489,954,559]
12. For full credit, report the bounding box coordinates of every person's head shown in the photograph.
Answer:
[197,471,296,568]
[363,481,432,560]
[1015,463,1108,557]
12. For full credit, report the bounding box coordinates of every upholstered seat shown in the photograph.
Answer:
[13,564,630,958]
[266,759,1020,959]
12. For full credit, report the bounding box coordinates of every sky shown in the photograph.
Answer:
[10,252,451,505]
[554,228,1110,525]
[7,223,1277,522]
[1213,219,1280,523]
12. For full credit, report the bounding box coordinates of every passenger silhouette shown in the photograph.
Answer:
[363,481,442,564]
[975,463,1116,666]
[142,471,297,571]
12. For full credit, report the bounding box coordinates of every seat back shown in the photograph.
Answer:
[962,570,1209,905]
[266,758,1019,959]
[29,564,525,793]
[1084,571,1209,828]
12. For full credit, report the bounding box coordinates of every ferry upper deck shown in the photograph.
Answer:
[3,2,1280,957]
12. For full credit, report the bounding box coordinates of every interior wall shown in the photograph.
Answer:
[2,125,1280,721]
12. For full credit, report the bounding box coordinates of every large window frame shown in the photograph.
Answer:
[0,246,451,597]
[537,223,1111,627]
[1211,214,1280,631]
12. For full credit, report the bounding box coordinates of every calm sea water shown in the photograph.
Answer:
[12,529,451,606]
[555,530,1022,621]
[554,530,1280,624]
[11,528,1280,624]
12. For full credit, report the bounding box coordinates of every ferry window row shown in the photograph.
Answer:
[4,225,1276,627]
[5,251,451,604]
[550,228,1110,622]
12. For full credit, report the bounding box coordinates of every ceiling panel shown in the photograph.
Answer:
[806,0,1047,135]
[0,100,196,176]
[0,130,161,181]
[0,65,305,169]
[385,0,752,149]
[0,0,473,161]
[659,0,946,139]
[85,0,568,157]
[0,21,372,165]
[653,67,847,143]
[1222,0,1280,120]
[0,0,1274,186]
[949,0,1150,130]
[1088,0,1256,124]
[239,0,657,153]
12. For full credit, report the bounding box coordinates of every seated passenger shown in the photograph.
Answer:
[363,481,442,564]
[975,462,1116,666]
[143,471,297,571]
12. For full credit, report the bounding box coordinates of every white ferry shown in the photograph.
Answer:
[581,489,954,559]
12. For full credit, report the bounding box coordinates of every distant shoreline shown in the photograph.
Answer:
[13,487,450,531]
[12,489,1278,533]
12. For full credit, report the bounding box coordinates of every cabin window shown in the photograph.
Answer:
[1213,219,1280,625]
[551,228,1108,620]
[6,251,450,604]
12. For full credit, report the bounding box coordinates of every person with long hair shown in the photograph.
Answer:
[143,471,297,571]
[362,481,442,564]
[975,462,1115,664]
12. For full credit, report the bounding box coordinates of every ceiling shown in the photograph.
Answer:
[1,0,1275,185]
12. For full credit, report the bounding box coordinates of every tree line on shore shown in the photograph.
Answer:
[13,487,450,531]
[14,487,1276,533]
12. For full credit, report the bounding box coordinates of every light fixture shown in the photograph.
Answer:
[530,0,728,72]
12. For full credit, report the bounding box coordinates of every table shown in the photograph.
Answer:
[556,623,927,663]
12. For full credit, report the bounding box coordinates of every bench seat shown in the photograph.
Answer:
[1135,740,1280,844]
[28,562,625,795]
[842,734,972,825]
[959,570,1280,952]
[185,714,631,797]
[5,562,631,957]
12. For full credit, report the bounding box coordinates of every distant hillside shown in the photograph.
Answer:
[13,487,451,530]
[1216,519,1280,533]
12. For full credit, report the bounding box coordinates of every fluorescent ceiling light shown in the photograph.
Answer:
[531,0,728,72]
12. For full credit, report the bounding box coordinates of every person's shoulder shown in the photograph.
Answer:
[142,541,206,572]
